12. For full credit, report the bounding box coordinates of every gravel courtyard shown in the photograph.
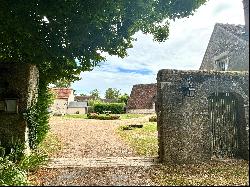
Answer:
[30,115,160,186]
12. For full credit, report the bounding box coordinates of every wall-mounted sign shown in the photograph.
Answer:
[5,98,18,113]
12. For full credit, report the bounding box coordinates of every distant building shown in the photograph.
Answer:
[74,95,95,102]
[67,101,88,114]
[126,83,157,114]
[50,88,75,115]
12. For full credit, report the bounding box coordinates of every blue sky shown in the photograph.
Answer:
[72,0,245,98]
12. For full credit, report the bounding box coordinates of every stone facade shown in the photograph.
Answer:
[66,101,88,114]
[50,88,75,115]
[0,63,39,153]
[199,23,249,71]
[126,83,157,114]
[157,69,249,164]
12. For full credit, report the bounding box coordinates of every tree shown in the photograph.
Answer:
[0,0,207,84]
[89,89,100,99]
[80,93,87,96]
[118,93,130,105]
[53,78,72,88]
[105,88,121,99]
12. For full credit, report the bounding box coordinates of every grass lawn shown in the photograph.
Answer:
[63,114,88,119]
[63,113,146,120]
[116,121,249,186]
[116,122,158,156]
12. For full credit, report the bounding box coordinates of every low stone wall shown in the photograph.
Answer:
[157,69,249,164]
[126,109,155,114]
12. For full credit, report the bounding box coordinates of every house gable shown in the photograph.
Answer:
[200,23,249,71]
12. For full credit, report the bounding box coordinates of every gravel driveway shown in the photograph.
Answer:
[30,115,159,186]
[49,116,153,158]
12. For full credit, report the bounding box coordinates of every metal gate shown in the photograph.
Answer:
[208,92,239,158]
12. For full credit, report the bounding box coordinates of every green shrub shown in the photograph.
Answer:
[149,115,157,122]
[87,99,103,106]
[93,103,125,114]
[0,157,29,186]
[18,151,48,172]
[0,146,47,186]
[87,113,120,120]
[87,106,94,113]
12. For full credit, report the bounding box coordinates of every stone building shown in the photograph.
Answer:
[50,88,75,115]
[200,0,249,71]
[67,101,88,114]
[199,23,249,71]
[0,63,39,153]
[126,83,157,114]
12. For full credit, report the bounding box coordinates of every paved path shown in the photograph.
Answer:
[46,157,159,168]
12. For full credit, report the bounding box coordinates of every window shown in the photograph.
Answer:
[213,52,229,71]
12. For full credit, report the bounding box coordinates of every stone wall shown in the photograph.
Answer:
[157,69,249,164]
[0,62,39,153]
[200,24,249,71]
[126,109,155,114]
[127,83,157,112]
[50,98,68,115]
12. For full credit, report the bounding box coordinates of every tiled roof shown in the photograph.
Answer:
[51,88,73,99]
[68,101,87,108]
[216,23,247,41]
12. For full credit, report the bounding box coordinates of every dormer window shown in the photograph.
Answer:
[214,51,229,71]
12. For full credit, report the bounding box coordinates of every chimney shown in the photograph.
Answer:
[243,0,249,40]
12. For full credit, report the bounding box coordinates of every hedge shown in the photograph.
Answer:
[87,113,120,120]
[93,103,125,114]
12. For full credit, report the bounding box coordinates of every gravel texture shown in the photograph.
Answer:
[49,116,153,158]
[30,115,159,186]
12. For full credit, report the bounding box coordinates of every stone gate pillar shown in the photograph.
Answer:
[0,63,39,154]
[156,69,249,164]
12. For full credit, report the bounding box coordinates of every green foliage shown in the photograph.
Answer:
[105,88,121,99]
[118,93,130,104]
[89,89,100,100]
[87,99,103,107]
[18,151,48,172]
[93,103,126,114]
[0,157,29,186]
[149,115,157,122]
[87,113,120,120]
[23,80,55,149]
[0,143,48,186]
[53,78,72,88]
[0,0,206,83]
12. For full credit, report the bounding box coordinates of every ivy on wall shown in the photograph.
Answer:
[23,79,54,149]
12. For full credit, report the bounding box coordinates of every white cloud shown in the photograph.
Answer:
[72,0,245,97]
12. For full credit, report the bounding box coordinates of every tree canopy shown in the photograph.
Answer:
[0,0,207,83]
[89,89,100,99]
[105,88,121,99]
[53,78,71,88]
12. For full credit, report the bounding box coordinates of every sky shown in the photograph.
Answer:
[71,0,245,98]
